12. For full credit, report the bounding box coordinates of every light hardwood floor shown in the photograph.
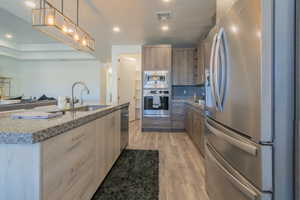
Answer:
[128,121,209,200]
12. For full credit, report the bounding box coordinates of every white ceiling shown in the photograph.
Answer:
[0,0,216,62]
[0,7,55,44]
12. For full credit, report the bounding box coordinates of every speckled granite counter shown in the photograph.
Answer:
[0,100,57,112]
[0,103,129,144]
[172,99,205,115]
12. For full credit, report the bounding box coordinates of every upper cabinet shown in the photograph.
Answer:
[142,46,205,86]
[216,0,238,23]
[172,48,199,86]
[142,45,172,71]
[196,43,206,85]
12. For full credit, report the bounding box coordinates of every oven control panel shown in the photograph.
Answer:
[144,90,170,96]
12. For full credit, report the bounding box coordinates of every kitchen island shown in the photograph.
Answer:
[0,102,129,200]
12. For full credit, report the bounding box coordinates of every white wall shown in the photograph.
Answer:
[0,55,102,101]
[111,45,142,103]
[19,60,102,101]
[0,55,21,96]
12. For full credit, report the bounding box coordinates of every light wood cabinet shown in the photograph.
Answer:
[42,122,97,200]
[172,48,196,85]
[142,45,172,71]
[95,117,107,185]
[113,110,121,161]
[42,110,123,200]
[101,111,121,173]
[95,110,121,184]
[0,107,129,200]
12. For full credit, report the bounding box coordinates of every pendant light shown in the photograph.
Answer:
[32,0,95,52]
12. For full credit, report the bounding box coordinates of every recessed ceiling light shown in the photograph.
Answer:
[25,0,36,8]
[5,34,13,39]
[113,26,120,33]
[161,25,169,31]
[163,0,171,2]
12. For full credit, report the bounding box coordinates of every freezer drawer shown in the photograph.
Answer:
[205,118,273,191]
[205,142,272,200]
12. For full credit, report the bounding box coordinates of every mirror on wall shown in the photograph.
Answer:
[0,7,100,105]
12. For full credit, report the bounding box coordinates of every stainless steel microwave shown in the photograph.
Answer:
[143,71,169,89]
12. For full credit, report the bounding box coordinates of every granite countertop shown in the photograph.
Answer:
[0,100,57,112]
[172,99,205,110]
[0,103,129,144]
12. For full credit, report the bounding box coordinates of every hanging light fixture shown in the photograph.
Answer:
[32,0,95,52]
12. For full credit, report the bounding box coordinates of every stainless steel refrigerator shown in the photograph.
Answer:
[204,0,273,199]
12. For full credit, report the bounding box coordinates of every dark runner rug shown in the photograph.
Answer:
[92,149,159,200]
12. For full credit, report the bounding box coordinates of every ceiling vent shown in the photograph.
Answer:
[157,11,172,21]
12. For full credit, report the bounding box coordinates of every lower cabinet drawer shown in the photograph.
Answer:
[205,143,272,200]
[62,156,96,200]
[42,124,97,200]
[172,120,185,130]
[142,117,172,129]
[172,102,185,114]
[171,113,185,121]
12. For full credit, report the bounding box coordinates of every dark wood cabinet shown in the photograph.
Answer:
[185,105,205,157]
[142,116,172,131]
[192,111,205,156]
[172,48,197,85]
[195,43,206,85]
[185,107,193,136]
[172,47,205,86]
[171,101,186,131]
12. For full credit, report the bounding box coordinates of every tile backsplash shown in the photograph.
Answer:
[172,85,205,100]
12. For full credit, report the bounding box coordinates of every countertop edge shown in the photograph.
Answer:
[0,100,57,112]
[0,103,129,144]
[172,99,206,115]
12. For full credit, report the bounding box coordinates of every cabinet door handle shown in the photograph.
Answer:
[72,133,85,142]
[67,141,82,152]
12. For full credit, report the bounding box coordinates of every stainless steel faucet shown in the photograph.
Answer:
[71,81,90,110]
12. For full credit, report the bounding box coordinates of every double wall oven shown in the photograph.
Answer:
[143,89,170,117]
[143,71,170,117]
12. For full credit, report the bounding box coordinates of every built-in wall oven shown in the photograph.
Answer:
[143,89,170,117]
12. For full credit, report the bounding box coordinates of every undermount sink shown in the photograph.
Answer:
[73,105,110,112]
[48,105,110,114]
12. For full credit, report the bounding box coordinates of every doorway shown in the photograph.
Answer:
[117,54,141,122]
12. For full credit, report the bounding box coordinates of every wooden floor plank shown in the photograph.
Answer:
[128,121,209,200]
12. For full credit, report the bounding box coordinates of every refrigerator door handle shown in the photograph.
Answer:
[209,33,219,109]
[207,144,258,200]
[214,28,226,111]
[219,28,227,111]
[206,120,258,156]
